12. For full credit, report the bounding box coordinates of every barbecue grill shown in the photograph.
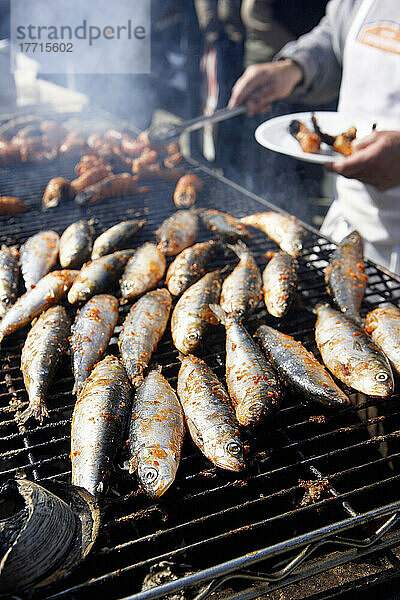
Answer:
[0,108,400,600]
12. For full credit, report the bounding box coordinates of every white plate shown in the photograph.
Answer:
[255,111,375,164]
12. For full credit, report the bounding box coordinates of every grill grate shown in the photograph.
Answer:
[0,115,399,600]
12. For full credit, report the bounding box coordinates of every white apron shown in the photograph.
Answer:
[321,0,400,274]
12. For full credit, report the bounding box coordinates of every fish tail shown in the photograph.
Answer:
[208,304,227,325]
[227,239,248,258]
[19,398,49,425]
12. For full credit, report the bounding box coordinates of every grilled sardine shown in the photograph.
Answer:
[120,243,166,301]
[71,294,119,395]
[119,288,172,387]
[262,251,297,318]
[241,212,304,257]
[91,219,146,260]
[129,366,184,497]
[156,210,198,256]
[20,306,70,424]
[315,303,393,397]
[20,230,59,289]
[71,355,131,497]
[198,209,249,241]
[177,354,244,471]
[0,245,19,319]
[365,305,400,375]
[166,240,220,296]
[256,324,350,408]
[59,220,94,269]
[220,241,262,318]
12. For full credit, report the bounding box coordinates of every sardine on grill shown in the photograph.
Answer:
[210,305,281,426]
[59,219,94,269]
[120,243,166,300]
[262,251,297,318]
[0,270,77,344]
[256,324,350,408]
[68,249,134,304]
[129,365,185,498]
[20,230,60,290]
[119,288,172,387]
[171,269,222,355]
[241,212,305,257]
[198,209,250,242]
[365,305,400,375]
[20,305,71,424]
[71,294,119,395]
[0,478,99,595]
[156,210,198,256]
[0,244,19,319]
[325,230,367,324]
[71,355,131,497]
[315,303,394,397]
[177,354,244,471]
[166,239,220,296]
[220,241,262,318]
[91,219,146,259]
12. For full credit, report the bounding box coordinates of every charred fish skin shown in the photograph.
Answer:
[0,244,19,319]
[59,219,94,269]
[198,209,250,242]
[256,324,350,408]
[262,252,297,318]
[171,270,222,355]
[71,294,119,395]
[325,230,367,325]
[68,249,135,304]
[20,305,71,424]
[119,288,172,387]
[71,355,131,498]
[20,230,60,290]
[129,366,184,498]
[365,305,400,375]
[220,241,262,318]
[210,305,281,426]
[120,243,166,301]
[91,219,146,260]
[156,210,198,256]
[241,212,304,257]
[315,303,394,398]
[177,354,244,471]
[0,270,78,344]
[166,240,220,296]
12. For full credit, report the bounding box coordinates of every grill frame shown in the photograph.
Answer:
[0,110,399,600]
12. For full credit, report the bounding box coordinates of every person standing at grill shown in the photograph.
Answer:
[229,0,400,275]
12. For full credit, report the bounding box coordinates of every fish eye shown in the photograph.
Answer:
[227,441,242,456]
[142,467,158,484]
[187,331,200,341]
[375,371,389,382]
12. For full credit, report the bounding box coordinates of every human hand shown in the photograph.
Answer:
[228,59,303,116]
[325,130,400,191]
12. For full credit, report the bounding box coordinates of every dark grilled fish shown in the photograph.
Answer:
[241,212,304,257]
[220,241,262,318]
[256,324,350,408]
[71,294,119,395]
[324,231,367,324]
[120,243,166,300]
[71,355,131,497]
[68,249,134,304]
[156,210,198,256]
[0,270,77,344]
[166,240,220,296]
[119,288,172,387]
[171,270,222,355]
[20,306,70,424]
[59,219,94,269]
[315,303,394,397]
[173,174,202,208]
[42,177,73,210]
[0,245,19,319]
[177,354,244,471]
[262,251,297,318]
[198,209,249,241]
[20,230,60,290]
[91,219,146,260]
[210,305,281,426]
[365,305,400,375]
[129,365,184,498]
